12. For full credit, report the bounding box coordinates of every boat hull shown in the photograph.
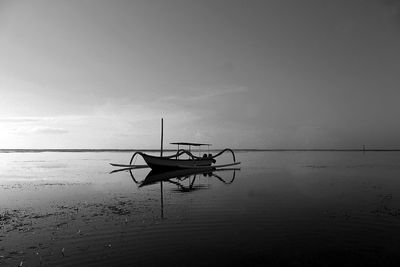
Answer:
[142,153,213,170]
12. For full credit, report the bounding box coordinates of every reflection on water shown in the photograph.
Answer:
[124,167,238,218]
[132,167,237,188]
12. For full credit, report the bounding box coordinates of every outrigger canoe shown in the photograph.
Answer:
[141,152,214,169]
[127,143,238,170]
[110,119,240,171]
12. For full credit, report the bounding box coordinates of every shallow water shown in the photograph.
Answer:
[1,151,400,266]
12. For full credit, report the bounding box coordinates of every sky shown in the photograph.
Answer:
[1,0,400,149]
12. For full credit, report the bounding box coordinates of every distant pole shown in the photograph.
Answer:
[363,145,366,153]
[160,118,164,157]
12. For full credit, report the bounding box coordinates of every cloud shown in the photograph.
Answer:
[92,97,202,124]
[0,117,52,123]
[158,86,248,103]
[13,126,69,135]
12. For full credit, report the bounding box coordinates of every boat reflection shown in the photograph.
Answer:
[112,167,239,218]
[135,168,237,190]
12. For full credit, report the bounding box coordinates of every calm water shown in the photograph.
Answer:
[1,151,400,266]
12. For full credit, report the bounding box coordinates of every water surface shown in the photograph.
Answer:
[1,151,400,266]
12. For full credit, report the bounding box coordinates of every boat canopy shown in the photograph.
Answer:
[170,142,211,147]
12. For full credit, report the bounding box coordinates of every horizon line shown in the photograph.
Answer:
[1,148,400,153]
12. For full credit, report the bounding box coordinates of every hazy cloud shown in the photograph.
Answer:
[0,117,52,123]
[159,86,248,103]
[13,126,69,135]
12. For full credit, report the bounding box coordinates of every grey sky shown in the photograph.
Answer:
[1,0,399,149]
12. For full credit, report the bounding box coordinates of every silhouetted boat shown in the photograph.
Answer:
[143,142,214,169]
[110,119,240,170]
[127,144,239,170]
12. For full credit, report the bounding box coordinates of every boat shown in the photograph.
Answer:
[110,119,240,170]
[128,144,238,170]
[141,147,214,169]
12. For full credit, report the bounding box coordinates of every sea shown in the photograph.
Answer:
[1,150,400,266]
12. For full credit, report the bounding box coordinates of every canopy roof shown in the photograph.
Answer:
[170,142,211,146]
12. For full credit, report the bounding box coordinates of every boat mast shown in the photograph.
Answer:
[160,118,164,157]
[160,118,164,218]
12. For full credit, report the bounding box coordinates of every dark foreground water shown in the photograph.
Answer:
[1,151,400,266]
